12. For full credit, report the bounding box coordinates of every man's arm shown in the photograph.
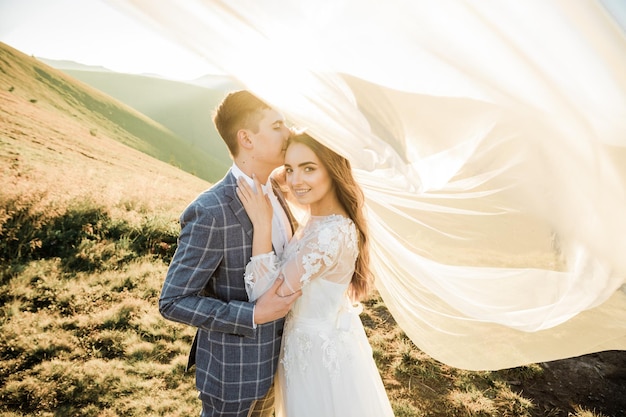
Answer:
[159,200,256,337]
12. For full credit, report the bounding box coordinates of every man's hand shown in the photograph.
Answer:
[254,276,301,324]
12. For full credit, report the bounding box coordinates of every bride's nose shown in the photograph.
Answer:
[288,170,301,186]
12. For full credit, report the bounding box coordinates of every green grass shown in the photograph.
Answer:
[0,195,199,416]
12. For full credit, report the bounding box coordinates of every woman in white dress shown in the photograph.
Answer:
[236,132,395,417]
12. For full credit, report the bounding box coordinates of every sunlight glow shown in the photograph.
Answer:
[0,0,219,80]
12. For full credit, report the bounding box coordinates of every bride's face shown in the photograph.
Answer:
[284,142,336,215]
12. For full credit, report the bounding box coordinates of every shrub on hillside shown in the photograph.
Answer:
[0,193,178,275]
[0,192,48,267]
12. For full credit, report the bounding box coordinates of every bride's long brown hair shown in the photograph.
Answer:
[288,132,372,301]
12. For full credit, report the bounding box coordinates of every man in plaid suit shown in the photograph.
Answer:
[160,90,300,417]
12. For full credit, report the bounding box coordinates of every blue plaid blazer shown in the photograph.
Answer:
[160,170,284,403]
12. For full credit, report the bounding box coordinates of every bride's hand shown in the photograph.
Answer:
[236,175,273,228]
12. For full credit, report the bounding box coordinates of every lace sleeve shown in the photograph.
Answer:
[244,252,280,302]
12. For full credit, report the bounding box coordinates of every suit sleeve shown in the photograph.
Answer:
[159,199,256,338]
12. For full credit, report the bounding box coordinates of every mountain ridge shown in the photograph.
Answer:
[0,42,229,183]
[0,40,214,214]
[40,56,240,164]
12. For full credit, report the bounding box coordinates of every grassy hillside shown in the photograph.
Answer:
[0,43,228,183]
[48,65,237,165]
[1,42,624,417]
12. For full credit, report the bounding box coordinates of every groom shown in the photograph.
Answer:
[159,90,300,417]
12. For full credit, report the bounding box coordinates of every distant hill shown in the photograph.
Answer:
[0,42,229,183]
[37,58,113,73]
[41,57,240,166]
[0,39,214,235]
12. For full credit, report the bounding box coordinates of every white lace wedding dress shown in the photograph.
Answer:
[245,214,394,417]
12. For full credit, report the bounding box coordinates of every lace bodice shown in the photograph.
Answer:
[245,214,362,384]
[244,214,358,303]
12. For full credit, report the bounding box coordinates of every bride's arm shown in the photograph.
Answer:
[237,175,278,301]
[275,259,304,297]
[236,175,272,256]
[275,218,356,297]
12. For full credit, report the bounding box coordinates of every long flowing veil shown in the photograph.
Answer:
[109,0,626,370]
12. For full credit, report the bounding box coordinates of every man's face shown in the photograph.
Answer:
[247,108,290,169]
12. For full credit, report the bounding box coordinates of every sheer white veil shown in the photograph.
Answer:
[110,0,626,370]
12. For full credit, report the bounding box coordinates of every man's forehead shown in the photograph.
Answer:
[260,108,285,123]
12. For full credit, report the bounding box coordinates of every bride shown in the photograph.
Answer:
[236,131,395,416]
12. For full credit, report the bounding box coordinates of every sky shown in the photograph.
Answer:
[1,0,625,82]
[0,0,221,80]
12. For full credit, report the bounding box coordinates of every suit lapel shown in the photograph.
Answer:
[224,172,253,240]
